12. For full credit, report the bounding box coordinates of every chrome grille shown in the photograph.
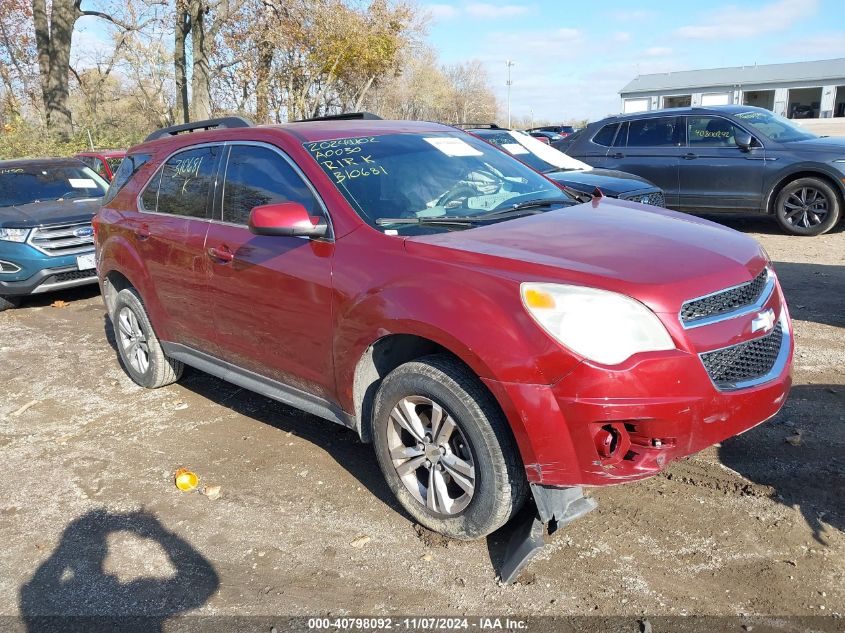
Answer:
[700,322,784,390]
[681,268,769,324]
[621,191,665,207]
[28,222,94,256]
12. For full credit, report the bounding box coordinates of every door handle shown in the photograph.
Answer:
[207,245,234,263]
[134,224,150,240]
[610,152,625,159]
[682,153,698,160]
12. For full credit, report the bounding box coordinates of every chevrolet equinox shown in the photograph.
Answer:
[95,115,793,544]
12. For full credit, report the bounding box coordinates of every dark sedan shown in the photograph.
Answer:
[468,127,665,206]
[564,105,845,235]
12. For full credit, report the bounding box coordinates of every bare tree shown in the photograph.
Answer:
[30,0,147,138]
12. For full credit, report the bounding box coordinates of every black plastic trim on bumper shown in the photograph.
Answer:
[0,265,98,296]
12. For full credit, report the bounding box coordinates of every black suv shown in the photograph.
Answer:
[564,105,845,235]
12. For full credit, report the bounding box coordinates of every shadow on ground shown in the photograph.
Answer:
[771,261,845,329]
[13,284,101,310]
[698,213,845,236]
[719,384,845,545]
[19,509,219,632]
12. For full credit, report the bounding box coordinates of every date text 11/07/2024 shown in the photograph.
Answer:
[306,617,529,630]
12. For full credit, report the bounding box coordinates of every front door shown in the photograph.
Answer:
[205,143,336,400]
[603,116,684,207]
[677,115,765,212]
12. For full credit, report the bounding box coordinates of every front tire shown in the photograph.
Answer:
[774,177,841,236]
[0,296,20,312]
[112,288,183,388]
[372,354,527,540]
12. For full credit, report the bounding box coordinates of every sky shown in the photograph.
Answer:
[423,0,845,122]
[71,0,845,123]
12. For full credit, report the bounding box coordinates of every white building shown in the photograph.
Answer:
[620,58,845,119]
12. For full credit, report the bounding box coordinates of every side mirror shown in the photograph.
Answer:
[735,132,753,152]
[248,202,328,238]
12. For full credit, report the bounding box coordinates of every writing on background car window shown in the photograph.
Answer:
[305,136,388,184]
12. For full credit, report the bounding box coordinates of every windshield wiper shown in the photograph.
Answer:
[478,197,575,219]
[375,216,484,227]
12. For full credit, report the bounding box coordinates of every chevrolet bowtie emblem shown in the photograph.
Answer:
[751,308,776,333]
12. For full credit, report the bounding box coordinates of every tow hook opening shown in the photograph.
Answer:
[593,423,631,465]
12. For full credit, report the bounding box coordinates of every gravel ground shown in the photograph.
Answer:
[0,214,842,631]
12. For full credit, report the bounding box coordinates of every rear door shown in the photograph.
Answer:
[205,142,336,401]
[677,115,765,212]
[603,116,684,207]
[132,144,221,350]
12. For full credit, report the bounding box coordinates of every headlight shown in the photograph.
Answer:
[0,228,29,242]
[521,283,675,365]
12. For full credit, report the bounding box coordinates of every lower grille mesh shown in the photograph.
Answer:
[700,322,784,389]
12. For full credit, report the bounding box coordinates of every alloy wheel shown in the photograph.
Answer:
[117,307,151,375]
[782,186,829,228]
[386,395,476,516]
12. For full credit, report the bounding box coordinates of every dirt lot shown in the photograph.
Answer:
[0,215,843,630]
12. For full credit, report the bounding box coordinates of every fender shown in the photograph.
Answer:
[98,232,170,340]
[763,161,845,214]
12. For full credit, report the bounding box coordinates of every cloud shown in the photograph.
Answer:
[644,46,673,57]
[674,0,817,40]
[465,3,531,18]
[774,32,845,58]
[612,32,632,43]
[425,3,459,19]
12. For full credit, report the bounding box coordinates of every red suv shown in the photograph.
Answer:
[95,115,792,562]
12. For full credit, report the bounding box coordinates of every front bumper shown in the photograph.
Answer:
[0,246,98,297]
[484,292,794,488]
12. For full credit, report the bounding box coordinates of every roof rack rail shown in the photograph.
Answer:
[295,112,383,122]
[452,123,502,129]
[144,116,254,142]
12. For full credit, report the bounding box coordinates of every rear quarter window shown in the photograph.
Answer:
[592,124,619,146]
[102,154,151,205]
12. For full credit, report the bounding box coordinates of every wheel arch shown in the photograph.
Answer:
[351,332,501,444]
[765,169,845,215]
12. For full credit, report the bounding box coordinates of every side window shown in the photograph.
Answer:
[592,123,618,146]
[222,145,318,225]
[613,122,629,147]
[687,116,741,147]
[78,156,96,169]
[626,116,679,147]
[156,145,220,219]
[92,158,109,180]
[140,169,161,211]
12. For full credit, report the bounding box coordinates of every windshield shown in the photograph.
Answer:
[735,110,818,142]
[304,132,569,233]
[0,164,108,207]
[475,130,592,173]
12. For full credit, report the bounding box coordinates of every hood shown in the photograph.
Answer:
[0,198,102,228]
[779,136,845,154]
[547,168,657,196]
[405,198,767,314]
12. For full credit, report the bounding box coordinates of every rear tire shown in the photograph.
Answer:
[112,288,183,388]
[0,296,20,312]
[774,177,841,236]
[372,354,527,540]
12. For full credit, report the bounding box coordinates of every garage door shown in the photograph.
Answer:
[623,98,649,113]
[701,93,731,106]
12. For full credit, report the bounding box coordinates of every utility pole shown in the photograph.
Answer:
[506,60,515,128]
